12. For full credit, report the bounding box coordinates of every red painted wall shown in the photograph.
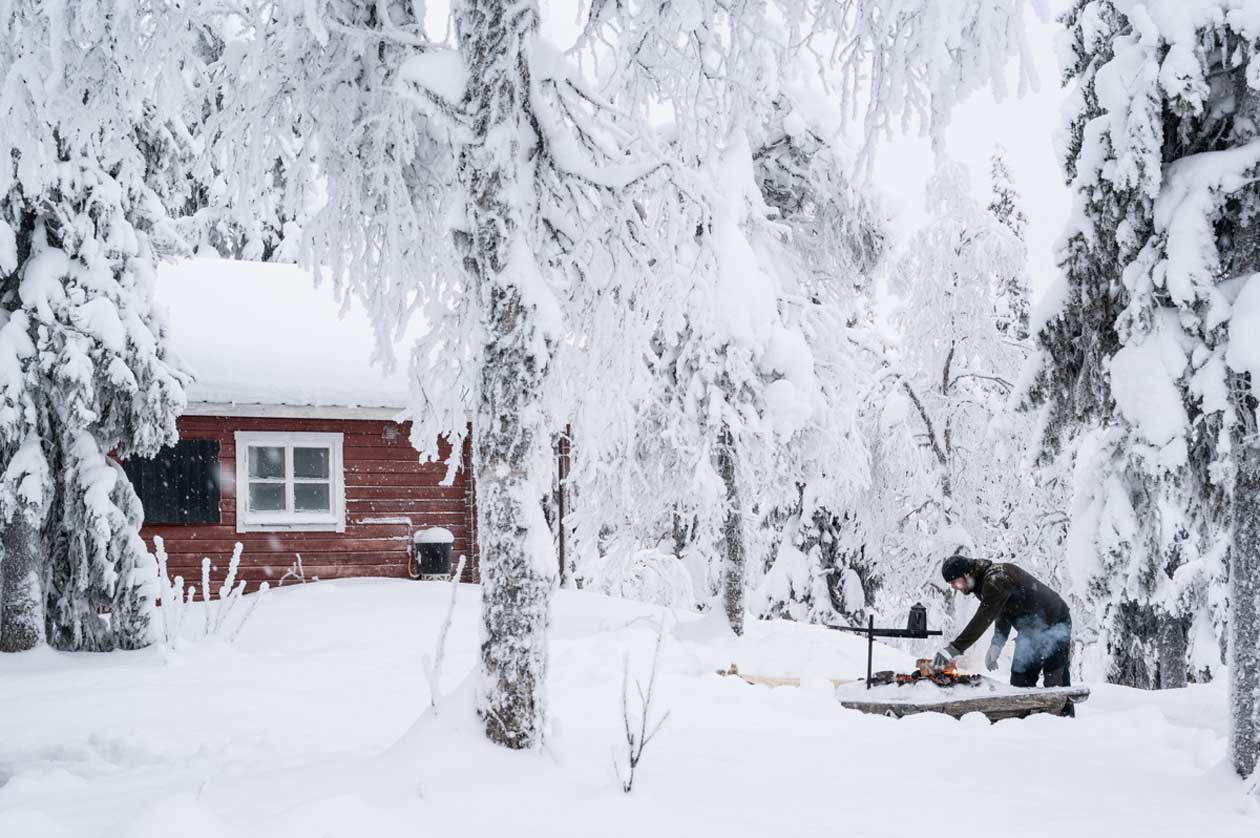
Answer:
[141,416,477,591]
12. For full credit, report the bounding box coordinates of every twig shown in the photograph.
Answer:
[615,620,671,793]
[423,553,468,711]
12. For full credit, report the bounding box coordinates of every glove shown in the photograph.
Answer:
[933,645,960,667]
[985,643,1002,671]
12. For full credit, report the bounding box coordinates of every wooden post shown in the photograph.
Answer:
[866,614,875,689]
[556,427,570,586]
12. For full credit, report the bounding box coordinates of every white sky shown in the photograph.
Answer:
[873,3,1073,296]
[437,1,1074,296]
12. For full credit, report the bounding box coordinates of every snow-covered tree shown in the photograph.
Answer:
[1024,0,1257,779]
[163,25,314,263]
[988,146,1031,340]
[567,0,1032,634]
[0,2,191,652]
[207,0,701,748]
[201,0,1040,744]
[855,160,1066,643]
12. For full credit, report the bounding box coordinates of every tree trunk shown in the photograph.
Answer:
[1231,438,1260,782]
[1107,601,1157,689]
[1156,613,1188,689]
[718,424,745,636]
[0,516,44,652]
[458,0,555,750]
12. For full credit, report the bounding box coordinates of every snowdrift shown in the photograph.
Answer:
[0,580,1255,838]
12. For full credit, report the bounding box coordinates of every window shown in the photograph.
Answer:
[122,439,221,525]
[234,431,345,532]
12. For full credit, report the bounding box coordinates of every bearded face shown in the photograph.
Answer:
[950,575,975,595]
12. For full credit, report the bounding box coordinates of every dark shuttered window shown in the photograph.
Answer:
[123,439,221,525]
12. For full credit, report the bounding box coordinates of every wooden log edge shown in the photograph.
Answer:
[839,686,1091,721]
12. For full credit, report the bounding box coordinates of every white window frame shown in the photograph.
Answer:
[234,431,346,533]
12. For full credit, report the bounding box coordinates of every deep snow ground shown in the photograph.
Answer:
[0,580,1255,838]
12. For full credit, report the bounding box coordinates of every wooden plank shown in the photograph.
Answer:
[348,486,468,500]
[259,564,411,581]
[141,524,469,541]
[344,460,456,475]
[341,433,416,449]
[343,472,452,487]
[343,446,445,462]
[724,673,855,689]
[166,551,410,566]
[166,551,413,572]
[156,536,410,552]
[347,500,468,514]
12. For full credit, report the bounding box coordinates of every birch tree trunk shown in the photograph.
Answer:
[1227,69,1260,785]
[1231,430,1260,783]
[457,0,556,750]
[718,423,745,636]
[0,516,44,652]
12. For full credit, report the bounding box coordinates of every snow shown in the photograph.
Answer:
[17,245,71,322]
[834,674,1072,703]
[0,580,1255,837]
[399,49,467,104]
[1108,317,1189,456]
[155,258,420,410]
[0,219,16,274]
[711,144,778,349]
[413,526,454,545]
[1227,274,1260,383]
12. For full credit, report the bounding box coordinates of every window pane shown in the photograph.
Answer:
[248,446,285,479]
[294,482,330,512]
[293,447,330,479]
[249,482,285,512]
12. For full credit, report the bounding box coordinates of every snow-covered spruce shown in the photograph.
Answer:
[0,2,190,652]
[1024,0,1259,777]
[988,147,1032,341]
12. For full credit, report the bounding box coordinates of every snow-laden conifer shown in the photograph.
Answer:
[988,147,1032,340]
[1024,0,1258,778]
[0,1,190,651]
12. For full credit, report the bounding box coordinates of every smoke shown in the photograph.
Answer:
[1012,619,1071,673]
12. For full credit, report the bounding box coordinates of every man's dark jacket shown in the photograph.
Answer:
[950,559,1070,652]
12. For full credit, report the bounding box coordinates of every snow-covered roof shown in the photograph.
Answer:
[157,258,415,412]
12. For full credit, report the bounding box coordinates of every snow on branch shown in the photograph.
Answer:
[806,0,1038,173]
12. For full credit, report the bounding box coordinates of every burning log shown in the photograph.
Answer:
[866,659,982,688]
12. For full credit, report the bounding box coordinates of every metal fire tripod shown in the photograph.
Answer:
[830,609,942,689]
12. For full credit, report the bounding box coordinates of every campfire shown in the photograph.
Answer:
[866,659,984,688]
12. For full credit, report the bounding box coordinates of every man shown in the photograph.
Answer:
[933,555,1074,697]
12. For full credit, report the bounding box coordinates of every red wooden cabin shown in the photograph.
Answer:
[124,259,476,591]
